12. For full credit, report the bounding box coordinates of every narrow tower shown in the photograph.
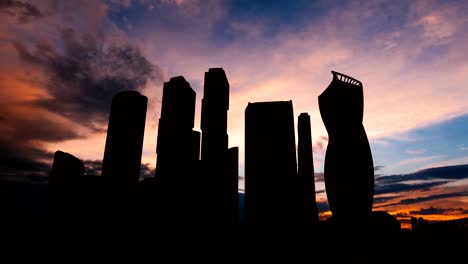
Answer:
[298,113,319,224]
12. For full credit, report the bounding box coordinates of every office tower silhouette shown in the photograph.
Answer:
[318,71,374,223]
[245,101,299,225]
[200,68,237,224]
[156,76,197,179]
[201,68,229,162]
[297,113,319,225]
[154,76,199,225]
[228,147,239,224]
[47,150,85,222]
[101,91,147,186]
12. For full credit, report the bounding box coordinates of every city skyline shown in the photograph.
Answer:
[1,0,467,226]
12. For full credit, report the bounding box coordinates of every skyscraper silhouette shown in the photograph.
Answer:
[47,150,85,223]
[245,101,298,225]
[297,113,319,225]
[201,68,229,163]
[200,68,237,224]
[318,71,374,223]
[101,91,147,186]
[154,76,199,225]
[156,76,197,179]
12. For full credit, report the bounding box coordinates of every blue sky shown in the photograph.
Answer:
[373,114,468,175]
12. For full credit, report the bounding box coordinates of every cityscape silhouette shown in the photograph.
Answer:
[40,69,467,243]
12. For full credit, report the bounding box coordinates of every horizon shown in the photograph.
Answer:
[0,0,467,227]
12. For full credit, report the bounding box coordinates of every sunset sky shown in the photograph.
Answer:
[1,0,467,226]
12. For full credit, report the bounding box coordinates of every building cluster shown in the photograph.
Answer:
[46,69,375,227]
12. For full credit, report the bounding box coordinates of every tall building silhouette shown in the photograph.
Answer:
[201,68,229,162]
[200,68,237,224]
[156,76,197,178]
[154,76,199,225]
[47,150,85,222]
[101,91,147,186]
[245,101,298,225]
[297,113,319,224]
[318,71,374,223]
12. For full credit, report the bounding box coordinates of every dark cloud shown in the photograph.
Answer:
[0,0,44,23]
[376,191,468,208]
[83,160,103,176]
[409,206,468,215]
[374,165,384,172]
[313,136,328,154]
[15,28,163,131]
[374,181,448,195]
[140,163,156,178]
[0,140,53,178]
[2,7,164,178]
[314,172,324,182]
[392,212,409,218]
[376,164,468,185]
[83,159,155,178]
[316,200,330,213]
[399,191,468,205]
[0,105,83,177]
[373,195,401,204]
[315,189,325,194]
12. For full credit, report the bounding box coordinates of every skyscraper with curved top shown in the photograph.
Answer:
[318,71,374,222]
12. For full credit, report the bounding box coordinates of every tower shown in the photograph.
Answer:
[244,101,298,225]
[101,91,147,186]
[153,76,199,225]
[318,71,374,223]
[200,68,237,224]
[47,150,84,223]
[155,76,197,179]
[298,113,319,224]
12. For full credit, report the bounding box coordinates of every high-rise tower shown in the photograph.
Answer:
[101,91,147,186]
[244,101,298,225]
[156,76,198,179]
[298,113,319,224]
[318,71,374,223]
[200,68,237,224]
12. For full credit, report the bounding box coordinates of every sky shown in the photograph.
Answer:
[0,0,467,226]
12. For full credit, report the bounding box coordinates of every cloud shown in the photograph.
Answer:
[393,212,409,218]
[377,191,468,208]
[373,195,401,205]
[0,0,44,24]
[0,142,52,177]
[394,155,445,167]
[83,159,155,178]
[130,0,468,179]
[399,191,468,205]
[376,164,468,186]
[406,149,426,155]
[0,0,164,178]
[459,145,468,151]
[374,165,385,172]
[14,28,162,130]
[314,173,324,182]
[316,200,329,213]
[374,181,448,195]
[313,136,328,154]
[409,206,468,215]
